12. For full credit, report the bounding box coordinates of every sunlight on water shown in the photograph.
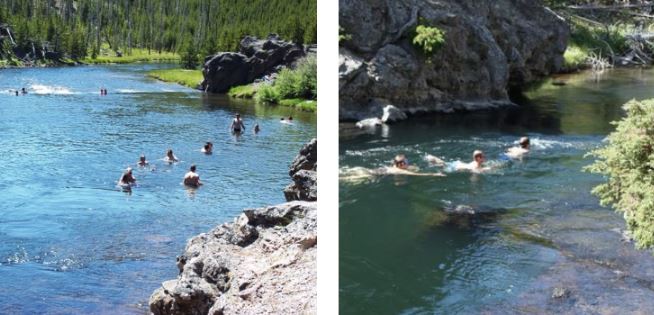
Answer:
[0,64,316,314]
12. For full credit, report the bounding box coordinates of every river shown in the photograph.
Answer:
[0,64,316,313]
[339,68,654,314]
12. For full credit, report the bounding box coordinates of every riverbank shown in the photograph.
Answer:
[149,139,317,315]
[83,49,180,64]
[146,69,203,90]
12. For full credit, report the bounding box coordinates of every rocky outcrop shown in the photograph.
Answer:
[150,140,317,315]
[201,35,306,93]
[284,139,317,202]
[339,0,569,120]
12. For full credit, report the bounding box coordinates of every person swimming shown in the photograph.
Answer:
[202,142,213,154]
[21,88,27,94]
[505,136,530,159]
[183,164,203,187]
[288,116,293,121]
[137,154,149,166]
[386,154,444,176]
[230,113,245,133]
[455,150,490,172]
[119,167,136,186]
[164,149,179,163]
[15,90,19,96]
[254,123,260,134]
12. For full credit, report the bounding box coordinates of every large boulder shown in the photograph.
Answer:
[201,35,306,93]
[339,0,569,120]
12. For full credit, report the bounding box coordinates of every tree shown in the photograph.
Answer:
[585,99,654,249]
[180,39,198,69]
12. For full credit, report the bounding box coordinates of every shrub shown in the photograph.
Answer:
[585,99,654,249]
[228,84,258,98]
[563,44,589,69]
[274,55,316,100]
[412,25,445,56]
[254,84,280,103]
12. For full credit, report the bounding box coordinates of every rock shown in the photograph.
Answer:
[381,104,407,123]
[552,287,570,299]
[201,34,307,93]
[442,204,505,227]
[355,118,383,129]
[150,140,317,314]
[284,139,317,202]
[339,0,569,120]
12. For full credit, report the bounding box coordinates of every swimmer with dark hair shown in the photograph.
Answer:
[183,164,203,187]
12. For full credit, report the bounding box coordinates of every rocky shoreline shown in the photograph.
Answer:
[149,139,317,315]
[339,0,569,121]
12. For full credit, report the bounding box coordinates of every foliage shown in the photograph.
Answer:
[0,0,317,61]
[274,55,317,100]
[585,99,654,249]
[563,44,589,69]
[279,98,316,111]
[254,84,280,103]
[412,24,445,56]
[228,84,258,98]
[180,40,199,69]
[83,48,179,64]
[569,19,629,57]
[146,69,203,89]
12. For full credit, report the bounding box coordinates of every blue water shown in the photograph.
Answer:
[0,64,316,314]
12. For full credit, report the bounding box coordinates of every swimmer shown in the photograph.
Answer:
[505,136,530,159]
[137,154,149,166]
[456,150,490,172]
[164,149,179,163]
[119,167,136,185]
[183,164,203,187]
[288,116,293,121]
[425,154,446,167]
[254,123,260,134]
[230,113,245,133]
[21,88,27,94]
[201,142,213,154]
[15,90,19,96]
[385,154,444,176]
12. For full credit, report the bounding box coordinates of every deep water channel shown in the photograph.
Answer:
[0,64,316,313]
[339,68,654,314]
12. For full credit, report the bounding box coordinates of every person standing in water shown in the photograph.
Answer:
[230,114,245,133]
[505,136,530,159]
[15,90,19,96]
[119,167,136,186]
[21,88,27,94]
[254,123,260,134]
[183,164,203,187]
[164,149,179,163]
[202,142,213,154]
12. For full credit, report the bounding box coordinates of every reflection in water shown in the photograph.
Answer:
[340,68,654,314]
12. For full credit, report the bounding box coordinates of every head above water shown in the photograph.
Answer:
[125,167,133,174]
[473,150,485,162]
[393,154,408,169]
[519,136,530,149]
[139,154,146,161]
[235,113,241,119]
[190,164,196,172]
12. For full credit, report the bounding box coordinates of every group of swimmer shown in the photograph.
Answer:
[13,88,27,96]
[116,112,295,191]
[100,88,108,95]
[388,136,531,176]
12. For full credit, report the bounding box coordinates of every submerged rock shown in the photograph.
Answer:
[150,140,318,314]
[201,35,306,93]
[339,0,569,120]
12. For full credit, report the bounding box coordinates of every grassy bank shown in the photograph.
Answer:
[146,69,203,89]
[84,48,180,64]
[561,16,632,71]
[227,83,317,112]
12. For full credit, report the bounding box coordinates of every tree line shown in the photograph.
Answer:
[0,0,316,61]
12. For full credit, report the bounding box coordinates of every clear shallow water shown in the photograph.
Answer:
[339,68,654,314]
[0,64,315,314]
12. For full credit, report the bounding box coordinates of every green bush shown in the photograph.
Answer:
[228,84,258,98]
[585,99,654,249]
[413,24,445,56]
[563,44,589,69]
[274,55,317,100]
[254,84,280,103]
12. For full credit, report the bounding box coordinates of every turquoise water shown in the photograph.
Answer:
[339,68,654,314]
[0,64,315,313]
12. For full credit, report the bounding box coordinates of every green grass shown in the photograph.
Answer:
[563,44,590,69]
[228,84,258,98]
[84,48,180,64]
[146,68,203,89]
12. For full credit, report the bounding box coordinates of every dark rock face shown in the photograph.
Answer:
[284,139,317,202]
[339,0,570,120]
[150,140,318,315]
[201,35,306,93]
